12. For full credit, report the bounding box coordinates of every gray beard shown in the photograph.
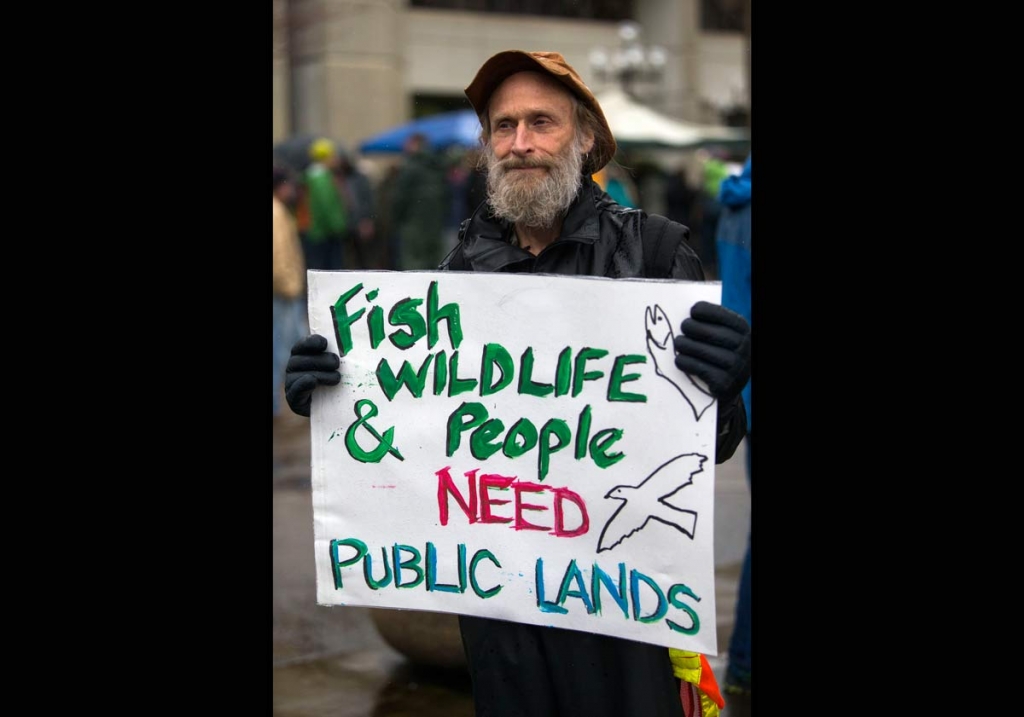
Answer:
[484,133,585,229]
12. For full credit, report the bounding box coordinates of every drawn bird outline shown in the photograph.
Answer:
[597,452,708,553]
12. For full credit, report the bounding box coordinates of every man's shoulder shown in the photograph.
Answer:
[639,213,701,280]
[642,212,689,235]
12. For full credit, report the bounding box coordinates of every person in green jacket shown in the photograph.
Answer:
[303,138,348,270]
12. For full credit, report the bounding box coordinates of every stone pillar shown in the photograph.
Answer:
[288,0,328,136]
[288,0,404,151]
[273,0,291,142]
[635,0,701,122]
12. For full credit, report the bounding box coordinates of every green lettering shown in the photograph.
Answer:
[433,350,448,395]
[447,402,488,456]
[575,404,592,459]
[426,542,467,593]
[388,297,426,349]
[367,306,385,349]
[572,348,609,397]
[329,538,367,589]
[448,351,478,396]
[666,584,702,635]
[590,428,625,468]
[503,418,538,458]
[470,418,506,460]
[518,348,554,397]
[608,355,647,402]
[330,283,364,356]
[427,280,463,350]
[555,347,572,397]
[469,549,503,598]
[376,355,433,401]
[480,343,515,397]
[538,419,571,481]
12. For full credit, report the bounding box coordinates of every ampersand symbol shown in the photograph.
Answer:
[344,399,405,463]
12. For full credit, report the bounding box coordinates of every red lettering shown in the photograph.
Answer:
[436,466,478,526]
[552,487,589,537]
[513,481,550,531]
[436,466,588,537]
[479,474,515,524]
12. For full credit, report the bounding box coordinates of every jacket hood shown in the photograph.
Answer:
[719,156,751,208]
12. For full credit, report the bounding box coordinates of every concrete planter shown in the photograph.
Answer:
[370,608,467,670]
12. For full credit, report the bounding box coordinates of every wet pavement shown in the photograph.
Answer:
[273,404,751,716]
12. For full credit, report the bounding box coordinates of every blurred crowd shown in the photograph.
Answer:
[271,134,742,282]
[272,133,468,278]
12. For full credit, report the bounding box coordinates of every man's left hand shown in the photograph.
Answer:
[673,301,750,402]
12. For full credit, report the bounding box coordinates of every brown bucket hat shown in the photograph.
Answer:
[464,50,617,173]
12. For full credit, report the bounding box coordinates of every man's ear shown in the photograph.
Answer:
[580,129,595,155]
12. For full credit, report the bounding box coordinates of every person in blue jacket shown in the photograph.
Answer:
[715,154,752,696]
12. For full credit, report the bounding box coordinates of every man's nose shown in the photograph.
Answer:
[510,124,533,155]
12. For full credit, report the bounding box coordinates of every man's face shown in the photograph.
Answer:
[483,72,595,228]
[487,71,588,169]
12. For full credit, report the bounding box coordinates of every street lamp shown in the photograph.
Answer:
[589,21,666,100]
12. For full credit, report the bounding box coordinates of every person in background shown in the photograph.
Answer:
[333,150,377,270]
[714,154,752,702]
[283,50,750,717]
[664,164,697,230]
[692,152,729,279]
[389,132,450,270]
[303,138,348,271]
[593,162,638,207]
[272,165,307,418]
[372,163,402,270]
[442,148,468,257]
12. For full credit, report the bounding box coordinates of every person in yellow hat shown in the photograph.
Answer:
[302,138,348,270]
[284,50,750,717]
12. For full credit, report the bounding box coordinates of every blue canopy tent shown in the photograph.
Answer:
[358,110,483,154]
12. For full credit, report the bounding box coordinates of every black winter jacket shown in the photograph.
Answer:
[439,177,747,463]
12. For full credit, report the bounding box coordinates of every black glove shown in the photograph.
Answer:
[284,334,341,417]
[673,301,750,403]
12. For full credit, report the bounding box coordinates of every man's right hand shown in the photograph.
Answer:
[285,334,341,417]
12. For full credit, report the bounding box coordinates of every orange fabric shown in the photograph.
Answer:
[698,654,725,709]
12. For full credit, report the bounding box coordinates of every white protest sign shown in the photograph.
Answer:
[307,270,723,654]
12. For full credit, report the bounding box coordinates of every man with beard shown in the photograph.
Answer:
[284,51,751,717]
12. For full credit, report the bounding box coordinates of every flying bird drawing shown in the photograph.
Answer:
[645,304,716,421]
[597,452,709,553]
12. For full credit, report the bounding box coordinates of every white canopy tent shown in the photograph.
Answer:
[595,88,748,150]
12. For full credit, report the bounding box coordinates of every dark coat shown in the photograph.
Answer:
[391,150,451,270]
